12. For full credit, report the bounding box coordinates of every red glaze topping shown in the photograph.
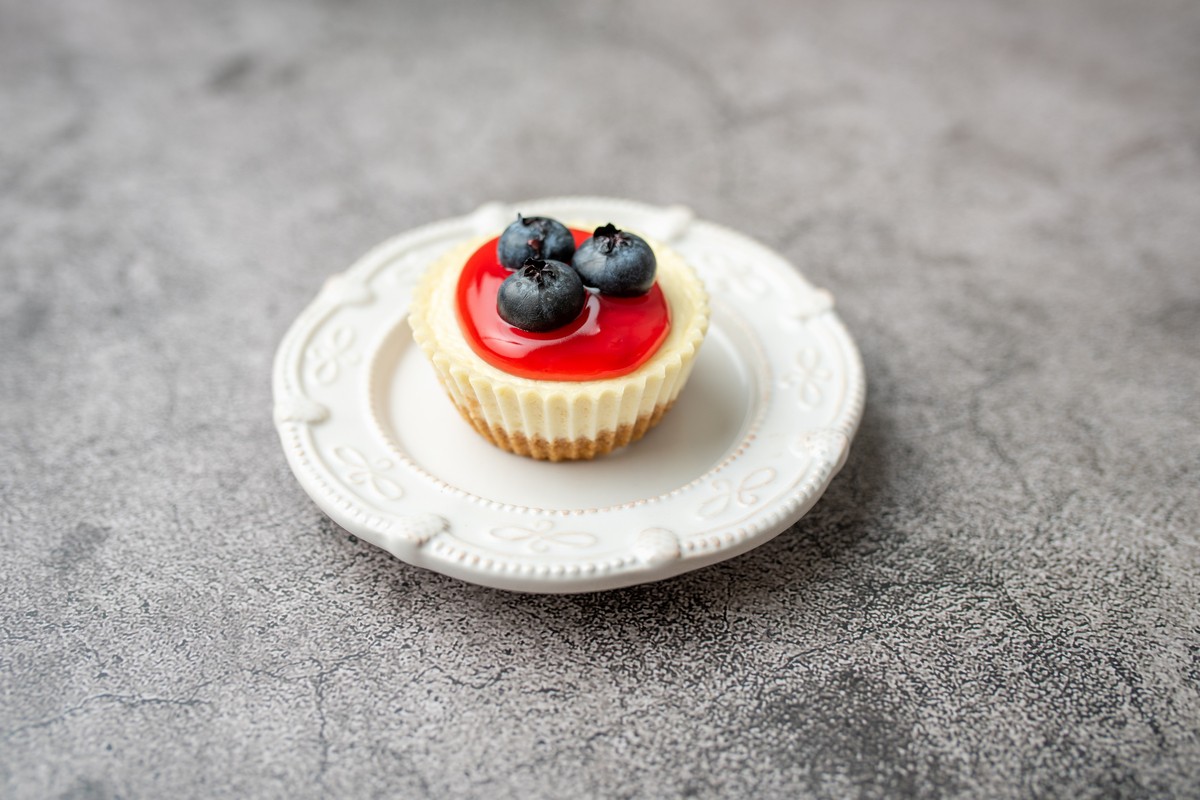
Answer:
[455,229,671,381]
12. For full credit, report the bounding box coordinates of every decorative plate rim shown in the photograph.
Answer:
[272,197,866,593]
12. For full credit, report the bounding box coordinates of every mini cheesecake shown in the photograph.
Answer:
[408,224,709,461]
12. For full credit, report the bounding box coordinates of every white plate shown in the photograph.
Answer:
[273,197,865,593]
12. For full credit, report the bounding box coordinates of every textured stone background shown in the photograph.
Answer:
[2,0,1199,797]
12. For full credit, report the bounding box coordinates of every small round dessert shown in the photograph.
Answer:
[409,223,709,461]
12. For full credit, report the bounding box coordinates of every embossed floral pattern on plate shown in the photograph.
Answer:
[273,197,865,592]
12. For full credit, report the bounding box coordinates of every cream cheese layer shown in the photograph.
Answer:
[408,228,709,458]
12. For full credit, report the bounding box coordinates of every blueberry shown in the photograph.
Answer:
[497,258,586,332]
[497,214,575,270]
[571,223,656,296]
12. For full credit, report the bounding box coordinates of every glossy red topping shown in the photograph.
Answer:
[455,229,671,381]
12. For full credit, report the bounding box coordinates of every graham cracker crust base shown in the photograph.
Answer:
[451,400,676,461]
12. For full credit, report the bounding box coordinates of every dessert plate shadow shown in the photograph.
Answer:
[273,197,865,593]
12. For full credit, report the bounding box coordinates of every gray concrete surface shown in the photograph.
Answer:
[3,0,1199,797]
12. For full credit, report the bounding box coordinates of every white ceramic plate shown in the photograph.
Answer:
[273,197,865,593]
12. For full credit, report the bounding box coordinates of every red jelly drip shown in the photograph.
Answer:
[455,229,671,381]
